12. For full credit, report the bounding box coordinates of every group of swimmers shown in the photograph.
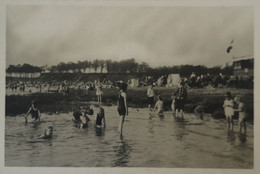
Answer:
[24,82,128,138]
[24,100,54,139]
[24,82,247,140]
[72,82,127,137]
[72,105,106,129]
[147,81,188,120]
[147,82,247,135]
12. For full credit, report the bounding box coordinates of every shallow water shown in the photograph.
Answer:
[5,106,253,168]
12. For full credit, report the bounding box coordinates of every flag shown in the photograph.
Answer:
[226,40,233,53]
[226,46,232,53]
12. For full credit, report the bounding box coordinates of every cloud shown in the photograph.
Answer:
[6,5,253,68]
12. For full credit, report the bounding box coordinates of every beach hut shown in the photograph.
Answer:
[233,56,254,79]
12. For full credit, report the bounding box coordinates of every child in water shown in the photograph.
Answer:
[194,102,205,120]
[95,107,106,129]
[223,92,234,132]
[147,85,155,113]
[234,96,247,134]
[73,108,83,122]
[80,109,92,128]
[73,106,93,128]
[83,106,94,126]
[154,95,164,119]
[171,96,175,117]
[39,126,53,139]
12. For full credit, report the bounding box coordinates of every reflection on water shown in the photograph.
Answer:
[159,115,165,120]
[95,127,105,137]
[227,131,236,144]
[5,106,253,168]
[113,136,131,167]
[239,134,247,143]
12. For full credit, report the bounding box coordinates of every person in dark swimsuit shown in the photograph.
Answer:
[73,110,83,122]
[95,107,106,128]
[117,83,128,136]
[25,100,41,124]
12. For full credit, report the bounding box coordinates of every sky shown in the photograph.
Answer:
[6,5,254,68]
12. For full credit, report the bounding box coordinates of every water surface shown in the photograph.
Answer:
[5,106,253,168]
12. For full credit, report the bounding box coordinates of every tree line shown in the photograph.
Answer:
[50,58,150,74]
[6,64,42,73]
[6,58,233,77]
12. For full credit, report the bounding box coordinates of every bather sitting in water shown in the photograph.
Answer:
[39,126,53,139]
[194,103,205,120]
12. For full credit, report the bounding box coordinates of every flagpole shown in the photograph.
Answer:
[226,40,234,67]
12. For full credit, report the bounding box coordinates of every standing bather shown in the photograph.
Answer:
[117,83,128,136]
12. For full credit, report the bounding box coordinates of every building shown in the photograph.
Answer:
[232,56,254,79]
[41,65,51,73]
[6,72,41,78]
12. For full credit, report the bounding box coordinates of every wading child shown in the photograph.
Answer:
[25,100,41,124]
[154,95,164,119]
[171,96,176,117]
[234,96,247,134]
[223,92,234,132]
[81,108,93,128]
[95,107,106,129]
[194,102,205,120]
[147,85,155,113]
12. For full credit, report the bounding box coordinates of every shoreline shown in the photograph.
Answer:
[5,87,253,120]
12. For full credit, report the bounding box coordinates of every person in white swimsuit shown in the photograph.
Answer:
[223,92,234,131]
[154,95,164,119]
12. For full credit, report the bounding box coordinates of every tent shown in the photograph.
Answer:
[157,76,164,87]
[129,78,139,88]
[166,74,181,87]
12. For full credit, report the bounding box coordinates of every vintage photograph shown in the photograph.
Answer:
[5,3,254,169]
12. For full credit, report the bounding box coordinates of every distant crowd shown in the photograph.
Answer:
[147,72,253,89]
[5,79,112,95]
[6,72,253,96]
[186,72,253,89]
